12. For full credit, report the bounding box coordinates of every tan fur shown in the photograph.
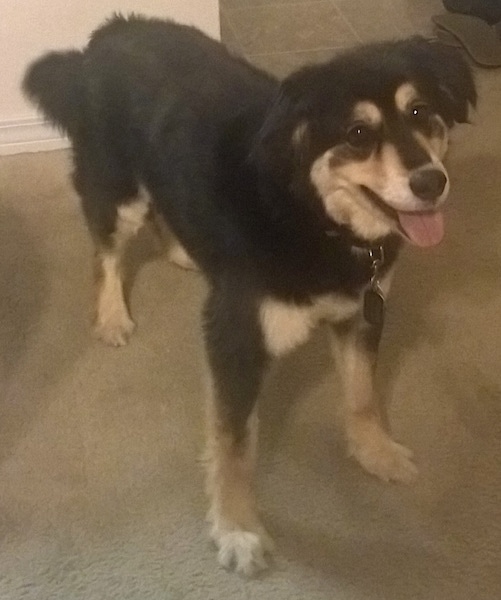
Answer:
[259,294,360,357]
[310,83,451,242]
[310,152,395,240]
[352,100,382,126]
[313,142,448,215]
[414,127,449,163]
[395,83,450,161]
[168,241,198,271]
[94,252,136,347]
[204,375,272,575]
[292,120,309,146]
[93,196,150,346]
[394,82,419,112]
[329,268,418,482]
[374,144,447,210]
[116,197,150,238]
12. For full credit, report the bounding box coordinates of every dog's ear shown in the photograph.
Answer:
[407,38,477,126]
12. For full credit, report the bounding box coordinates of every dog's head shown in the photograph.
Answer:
[256,38,476,246]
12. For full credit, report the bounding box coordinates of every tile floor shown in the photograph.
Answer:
[220,0,445,77]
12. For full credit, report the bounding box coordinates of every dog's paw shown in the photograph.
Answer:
[349,433,418,484]
[93,314,136,347]
[211,524,274,577]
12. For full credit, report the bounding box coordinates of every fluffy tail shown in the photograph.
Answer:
[23,50,86,136]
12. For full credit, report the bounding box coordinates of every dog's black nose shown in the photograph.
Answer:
[409,168,447,202]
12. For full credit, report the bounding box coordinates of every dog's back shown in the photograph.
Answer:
[23,14,279,275]
[23,14,275,143]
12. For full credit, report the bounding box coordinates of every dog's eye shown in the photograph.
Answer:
[410,103,433,123]
[346,124,376,148]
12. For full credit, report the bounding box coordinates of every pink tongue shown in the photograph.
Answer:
[397,211,444,247]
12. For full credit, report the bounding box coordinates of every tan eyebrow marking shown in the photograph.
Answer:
[394,83,419,112]
[352,101,382,126]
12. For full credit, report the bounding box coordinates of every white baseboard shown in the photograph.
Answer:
[0,117,69,155]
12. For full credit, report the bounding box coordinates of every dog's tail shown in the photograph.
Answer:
[23,50,86,136]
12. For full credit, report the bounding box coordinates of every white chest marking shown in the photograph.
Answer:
[259,294,360,357]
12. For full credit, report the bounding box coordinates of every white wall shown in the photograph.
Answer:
[0,0,220,154]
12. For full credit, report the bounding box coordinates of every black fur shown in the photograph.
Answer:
[23,15,475,437]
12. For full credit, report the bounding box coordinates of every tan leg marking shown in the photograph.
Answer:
[93,198,149,346]
[331,325,418,483]
[205,381,273,576]
[168,241,198,271]
[331,269,417,483]
[94,252,136,346]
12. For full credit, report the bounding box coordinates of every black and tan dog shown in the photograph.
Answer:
[23,15,475,575]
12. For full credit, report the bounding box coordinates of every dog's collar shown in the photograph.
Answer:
[325,228,385,259]
[325,228,386,327]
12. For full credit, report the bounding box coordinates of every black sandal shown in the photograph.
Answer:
[443,0,501,25]
[433,12,501,67]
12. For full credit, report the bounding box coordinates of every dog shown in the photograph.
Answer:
[23,14,476,576]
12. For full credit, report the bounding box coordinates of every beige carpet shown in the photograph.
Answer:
[1,67,501,600]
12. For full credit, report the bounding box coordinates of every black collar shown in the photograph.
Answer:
[324,226,404,278]
[324,227,387,258]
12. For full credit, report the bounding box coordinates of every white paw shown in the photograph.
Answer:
[211,525,273,577]
[168,243,198,271]
[93,314,136,347]
[350,434,418,483]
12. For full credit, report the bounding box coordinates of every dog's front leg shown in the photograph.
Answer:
[331,319,418,483]
[203,289,273,576]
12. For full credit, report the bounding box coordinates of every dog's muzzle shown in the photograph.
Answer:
[395,166,449,248]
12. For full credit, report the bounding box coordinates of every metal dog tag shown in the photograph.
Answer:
[363,245,386,327]
[363,285,385,327]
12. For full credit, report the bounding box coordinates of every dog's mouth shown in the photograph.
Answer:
[361,186,444,247]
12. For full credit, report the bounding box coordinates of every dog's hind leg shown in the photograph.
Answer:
[144,205,197,271]
[75,165,149,346]
[331,319,418,483]
[203,288,273,576]
[93,195,150,346]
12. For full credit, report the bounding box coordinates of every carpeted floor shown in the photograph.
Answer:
[1,2,501,599]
